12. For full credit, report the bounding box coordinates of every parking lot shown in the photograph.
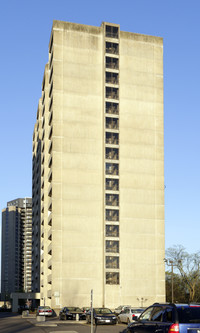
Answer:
[0,312,127,333]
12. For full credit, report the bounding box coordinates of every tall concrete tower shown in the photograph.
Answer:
[32,21,165,310]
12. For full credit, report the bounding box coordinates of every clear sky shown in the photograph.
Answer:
[0,0,200,254]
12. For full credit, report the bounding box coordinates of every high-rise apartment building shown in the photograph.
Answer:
[32,21,165,309]
[1,198,32,294]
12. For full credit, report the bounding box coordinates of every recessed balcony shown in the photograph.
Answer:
[106,102,119,115]
[105,117,119,130]
[106,72,119,85]
[106,87,119,100]
[106,209,119,222]
[105,132,119,145]
[105,42,119,55]
[105,147,119,160]
[105,178,119,191]
[106,57,119,70]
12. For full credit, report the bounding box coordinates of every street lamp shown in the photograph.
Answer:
[164,259,174,303]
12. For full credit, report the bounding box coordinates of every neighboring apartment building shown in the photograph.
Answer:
[32,20,165,309]
[1,198,32,295]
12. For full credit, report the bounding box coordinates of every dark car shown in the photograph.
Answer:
[120,303,200,333]
[59,307,86,320]
[86,307,117,325]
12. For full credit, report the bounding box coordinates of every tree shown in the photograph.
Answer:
[165,245,200,302]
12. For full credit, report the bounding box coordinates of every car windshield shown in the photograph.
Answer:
[39,306,50,310]
[94,308,112,314]
[177,306,200,323]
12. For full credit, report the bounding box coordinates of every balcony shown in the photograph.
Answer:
[106,87,119,100]
[106,72,119,85]
[106,194,119,206]
[48,169,52,183]
[106,225,119,237]
[48,198,52,212]
[105,148,119,160]
[105,178,119,191]
[105,26,119,39]
[48,227,52,240]
[47,289,52,298]
[106,102,119,115]
[106,57,119,70]
[48,183,52,197]
[106,207,119,221]
[105,42,119,55]
[105,133,119,145]
[105,240,119,253]
[48,109,53,126]
[48,258,52,270]
[48,242,52,255]
[106,117,119,130]
[47,274,52,284]
[106,256,119,269]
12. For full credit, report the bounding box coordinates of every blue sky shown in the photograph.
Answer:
[0,0,200,254]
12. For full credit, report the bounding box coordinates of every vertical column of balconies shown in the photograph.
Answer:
[32,107,42,292]
[104,24,120,285]
[40,94,45,297]
[46,32,54,299]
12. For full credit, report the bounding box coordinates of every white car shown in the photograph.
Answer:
[114,305,131,315]
[37,306,53,316]
[117,307,144,324]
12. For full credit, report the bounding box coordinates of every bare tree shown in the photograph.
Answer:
[165,245,200,302]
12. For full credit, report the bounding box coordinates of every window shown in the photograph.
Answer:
[106,272,119,285]
[151,307,164,321]
[140,307,154,321]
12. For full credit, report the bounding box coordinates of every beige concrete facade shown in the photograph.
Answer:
[32,20,165,310]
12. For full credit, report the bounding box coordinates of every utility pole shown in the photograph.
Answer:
[164,259,174,303]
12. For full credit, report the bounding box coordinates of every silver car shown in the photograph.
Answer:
[118,307,144,324]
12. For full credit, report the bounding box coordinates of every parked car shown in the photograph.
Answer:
[37,306,53,316]
[118,307,144,324]
[59,307,86,320]
[120,303,200,333]
[114,305,131,315]
[81,307,90,314]
[86,307,117,325]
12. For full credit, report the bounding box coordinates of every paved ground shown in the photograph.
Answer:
[0,312,127,333]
